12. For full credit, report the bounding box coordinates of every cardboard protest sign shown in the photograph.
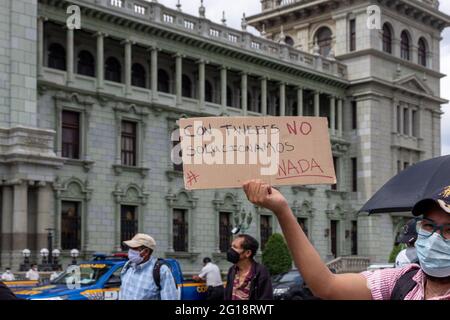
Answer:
[179,117,336,190]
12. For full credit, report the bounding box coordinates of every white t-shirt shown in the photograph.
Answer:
[25,269,40,281]
[1,272,15,281]
[395,247,418,268]
[198,263,223,287]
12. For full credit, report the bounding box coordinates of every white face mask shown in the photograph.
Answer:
[128,249,144,265]
[416,231,450,278]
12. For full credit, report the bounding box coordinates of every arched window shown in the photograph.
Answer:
[131,63,146,88]
[227,86,233,107]
[285,36,295,47]
[205,80,213,103]
[105,57,122,83]
[77,50,95,77]
[182,74,192,98]
[400,31,410,61]
[382,24,392,54]
[315,27,333,57]
[158,69,170,93]
[48,43,66,71]
[418,38,427,67]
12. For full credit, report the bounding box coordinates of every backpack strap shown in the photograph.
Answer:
[153,259,170,291]
[390,268,420,300]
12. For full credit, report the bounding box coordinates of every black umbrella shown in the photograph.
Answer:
[359,155,450,214]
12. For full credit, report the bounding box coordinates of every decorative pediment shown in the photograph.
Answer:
[212,192,241,212]
[54,91,95,106]
[53,176,93,201]
[292,200,315,218]
[165,188,198,209]
[113,183,149,205]
[394,74,433,96]
[326,203,347,220]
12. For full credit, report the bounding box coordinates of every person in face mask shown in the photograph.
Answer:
[25,264,39,281]
[1,268,15,281]
[119,233,178,300]
[224,234,273,300]
[243,180,450,300]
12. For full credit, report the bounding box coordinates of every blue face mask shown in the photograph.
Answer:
[128,249,144,265]
[415,231,450,278]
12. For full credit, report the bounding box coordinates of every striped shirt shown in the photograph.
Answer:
[119,257,179,300]
[361,264,450,300]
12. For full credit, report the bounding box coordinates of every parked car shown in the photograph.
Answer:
[10,253,208,300]
[272,269,316,300]
[272,268,337,300]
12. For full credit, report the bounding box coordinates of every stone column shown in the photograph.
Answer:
[150,47,158,102]
[337,98,343,137]
[296,86,303,116]
[37,182,53,251]
[1,186,13,266]
[198,60,206,109]
[220,66,227,112]
[12,181,28,251]
[279,82,286,116]
[37,16,47,79]
[123,39,132,95]
[330,95,336,135]
[261,77,267,115]
[66,27,74,85]
[314,91,320,116]
[96,32,105,90]
[241,72,248,115]
[175,53,183,106]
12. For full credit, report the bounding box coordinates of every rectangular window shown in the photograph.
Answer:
[297,218,309,238]
[412,110,418,137]
[121,121,137,166]
[403,108,409,135]
[404,162,410,170]
[260,215,273,251]
[351,157,358,192]
[351,221,358,255]
[332,157,338,190]
[121,205,138,251]
[349,19,356,52]
[397,106,402,134]
[62,110,80,159]
[351,101,357,130]
[173,209,188,252]
[61,201,81,250]
[330,220,339,258]
[219,212,232,253]
[172,129,183,172]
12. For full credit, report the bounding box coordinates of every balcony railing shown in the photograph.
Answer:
[78,0,346,79]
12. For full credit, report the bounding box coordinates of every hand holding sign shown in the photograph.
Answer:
[180,116,336,190]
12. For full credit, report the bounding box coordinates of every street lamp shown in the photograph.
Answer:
[20,249,31,271]
[70,249,79,265]
[52,249,61,271]
[39,248,51,271]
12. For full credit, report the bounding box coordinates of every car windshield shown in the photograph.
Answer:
[51,263,112,287]
[278,271,301,283]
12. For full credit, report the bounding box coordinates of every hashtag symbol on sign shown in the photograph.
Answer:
[186,171,200,187]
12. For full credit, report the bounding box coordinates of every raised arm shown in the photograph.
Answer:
[243,180,372,300]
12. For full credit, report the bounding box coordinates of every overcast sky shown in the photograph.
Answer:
[156,0,450,155]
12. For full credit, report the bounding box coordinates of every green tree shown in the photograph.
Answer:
[262,233,293,276]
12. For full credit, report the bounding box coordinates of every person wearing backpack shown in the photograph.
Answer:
[243,180,450,300]
[119,233,179,300]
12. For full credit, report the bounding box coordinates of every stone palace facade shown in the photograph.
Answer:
[0,0,449,273]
